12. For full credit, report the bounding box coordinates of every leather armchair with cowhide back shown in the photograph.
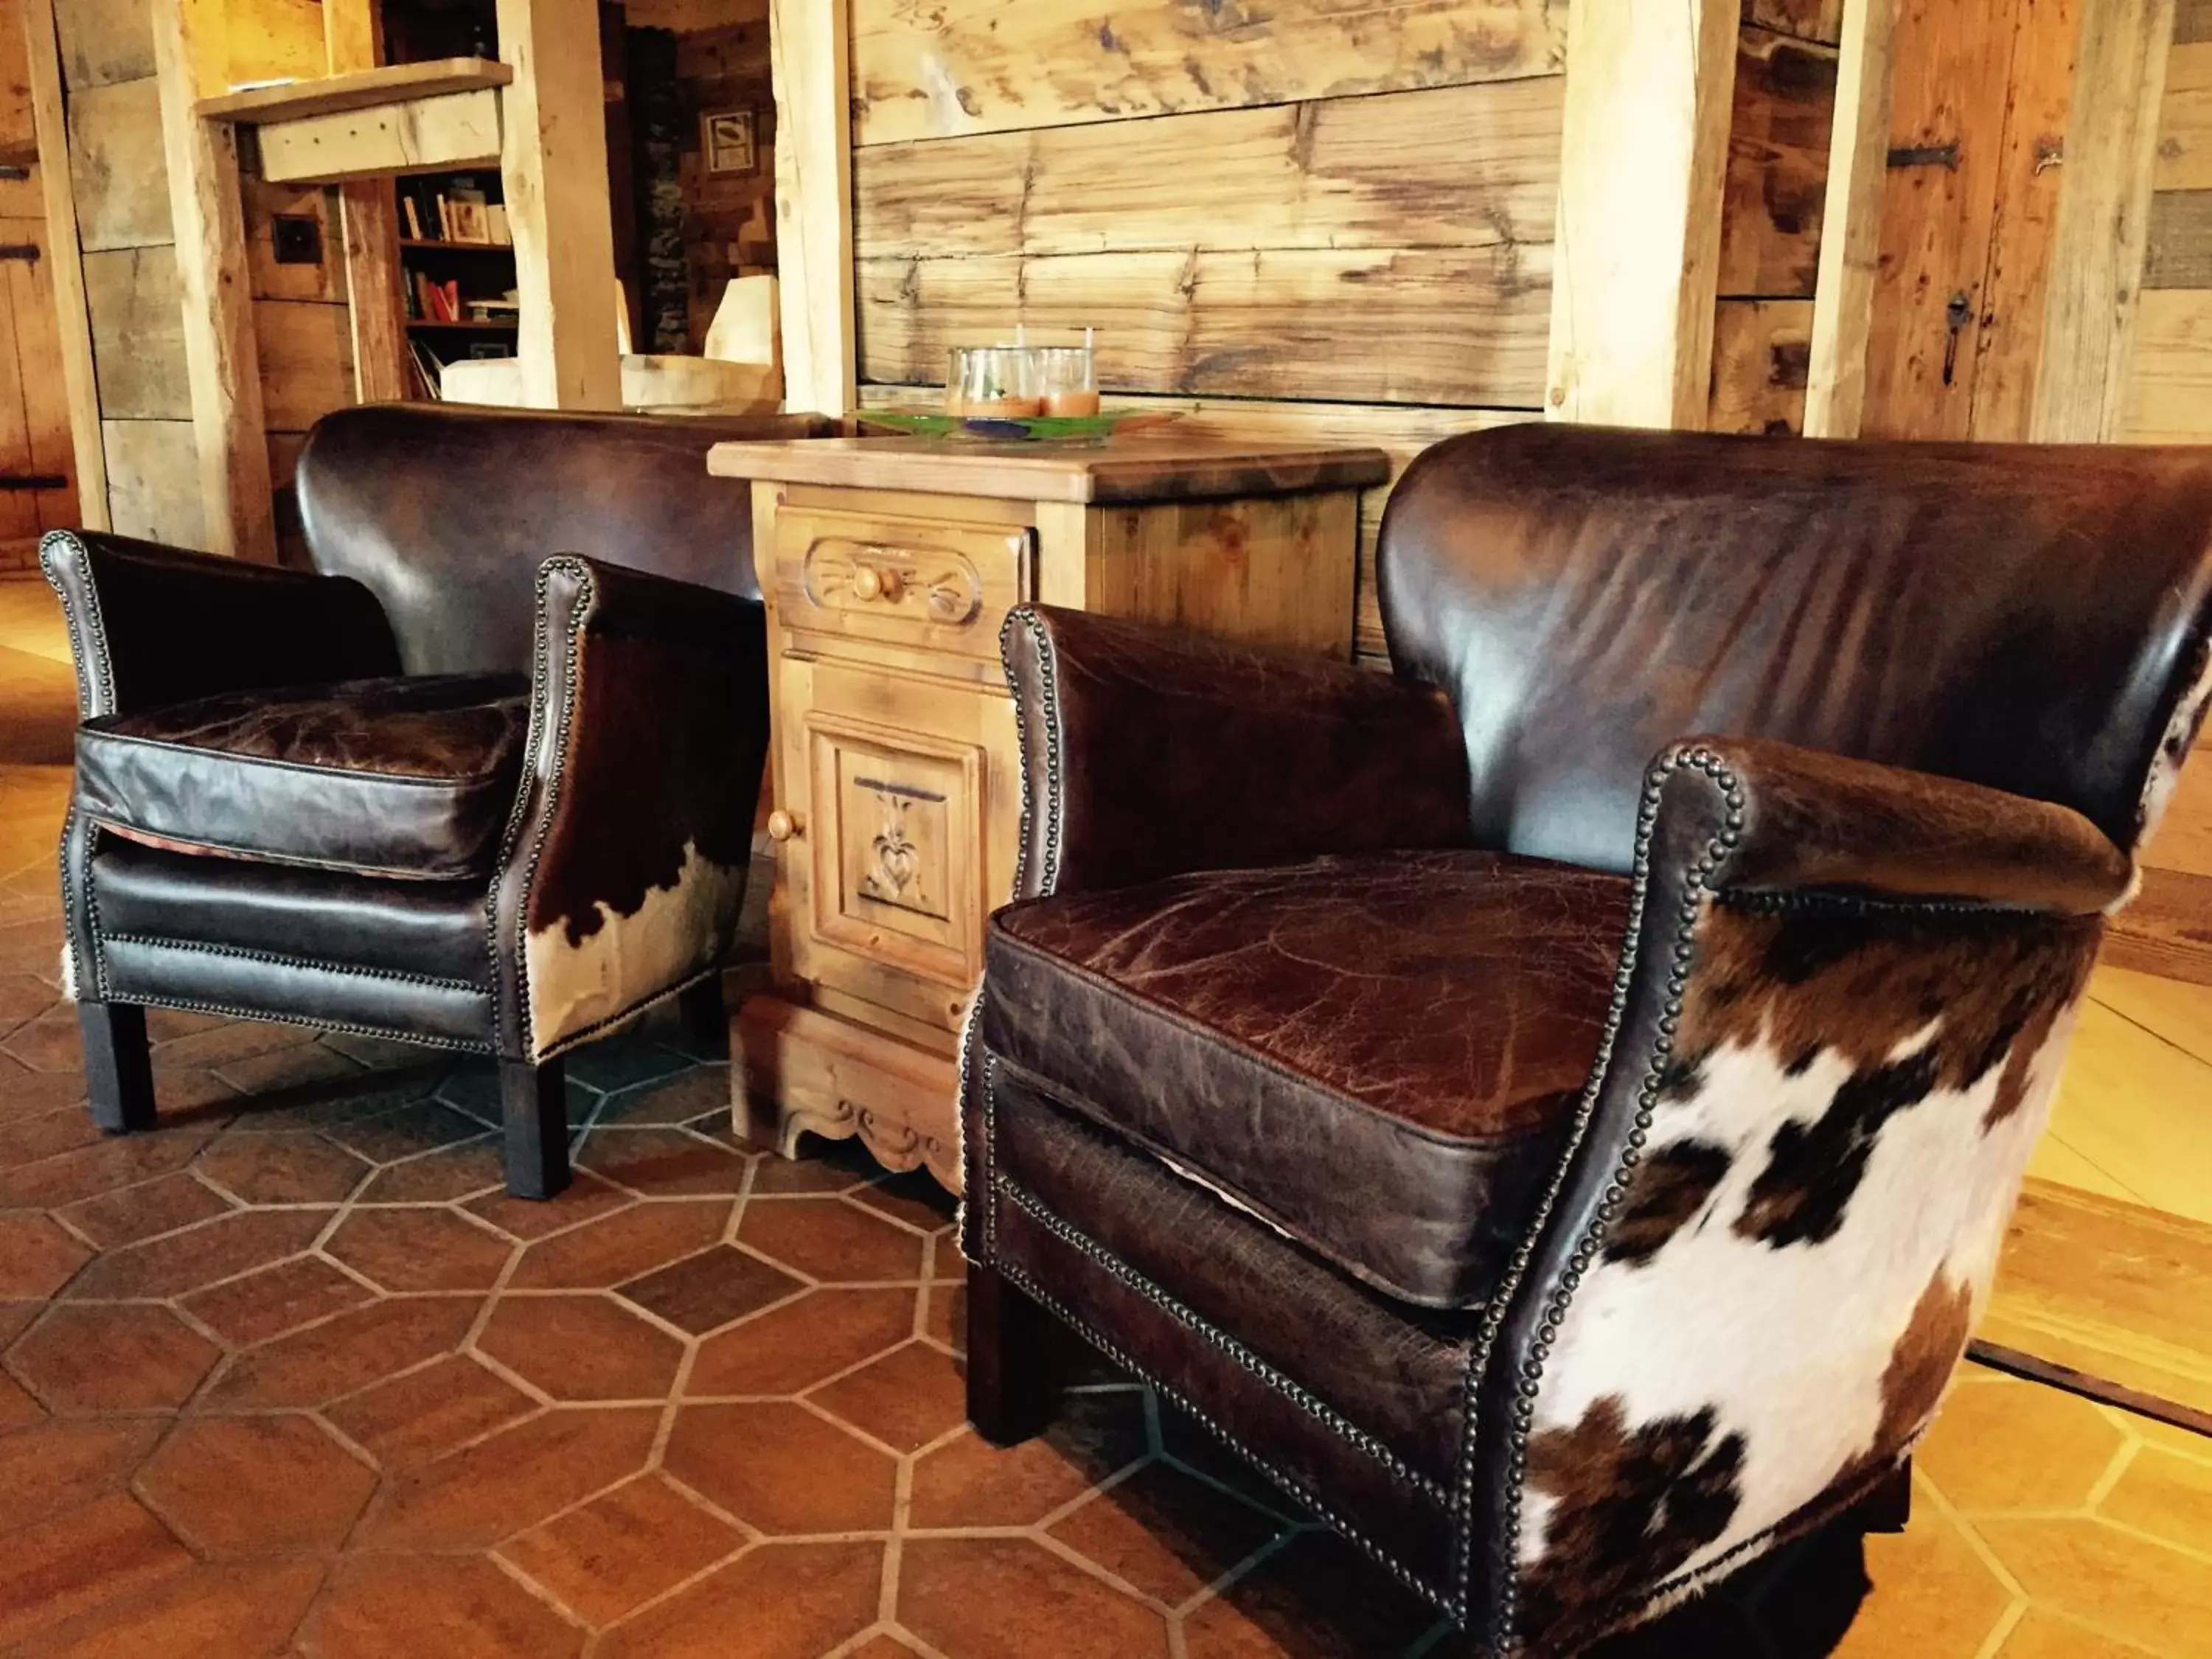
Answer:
[962,425,2212,1656]
[42,403,832,1200]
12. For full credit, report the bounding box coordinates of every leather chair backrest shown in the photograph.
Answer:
[1379,424,2212,872]
[296,403,835,676]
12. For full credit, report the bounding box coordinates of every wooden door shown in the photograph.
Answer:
[0,161,78,574]
[1860,0,2081,439]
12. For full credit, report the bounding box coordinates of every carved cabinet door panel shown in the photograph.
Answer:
[773,655,1022,1035]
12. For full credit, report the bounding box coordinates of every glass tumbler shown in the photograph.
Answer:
[946,346,1041,417]
[1032,344,1099,417]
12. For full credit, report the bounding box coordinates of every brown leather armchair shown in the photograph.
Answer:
[962,426,2212,1655]
[43,404,831,1200]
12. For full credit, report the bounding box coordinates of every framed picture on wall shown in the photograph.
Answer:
[703,109,757,176]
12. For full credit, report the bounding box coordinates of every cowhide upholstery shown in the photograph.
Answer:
[964,425,2212,1657]
[44,405,833,1194]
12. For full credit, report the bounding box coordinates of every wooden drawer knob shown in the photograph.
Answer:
[767,810,804,843]
[851,565,902,603]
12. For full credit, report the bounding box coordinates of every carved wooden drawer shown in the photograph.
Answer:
[772,504,1033,670]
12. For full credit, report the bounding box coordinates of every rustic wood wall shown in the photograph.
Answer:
[1707,0,1839,434]
[2112,0,2212,979]
[2125,0,2212,442]
[846,0,1567,664]
[0,0,80,571]
[38,0,357,557]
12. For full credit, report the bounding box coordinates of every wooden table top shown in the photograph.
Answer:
[705,434,1392,504]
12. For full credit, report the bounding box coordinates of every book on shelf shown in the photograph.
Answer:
[408,338,446,400]
[401,195,423,240]
[446,200,490,244]
[486,204,511,246]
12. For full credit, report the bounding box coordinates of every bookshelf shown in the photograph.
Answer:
[397,170,519,399]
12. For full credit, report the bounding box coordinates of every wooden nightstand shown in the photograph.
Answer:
[706,434,1390,1192]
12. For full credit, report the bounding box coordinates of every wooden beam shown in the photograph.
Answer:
[195,57,512,122]
[771,0,855,417]
[324,0,406,403]
[1804,0,1896,437]
[19,0,108,529]
[1545,0,1742,428]
[496,0,619,408]
[2032,0,2177,441]
[153,0,275,559]
[256,87,503,184]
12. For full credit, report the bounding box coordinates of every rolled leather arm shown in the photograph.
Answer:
[1655,734,2132,914]
[1001,604,1473,899]
[490,555,768,1060]
[38,529,399,719]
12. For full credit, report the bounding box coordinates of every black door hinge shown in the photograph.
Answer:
[1888,142,1962,170]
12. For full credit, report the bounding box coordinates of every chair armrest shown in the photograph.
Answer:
[1000,605,1472,899]
[38,529,400,719]
[490,555,768,1060]
[1478,737,2120,1654]
[1662,734,2133,914]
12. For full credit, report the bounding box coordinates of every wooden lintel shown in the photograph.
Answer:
[195,58,512,124]
[256,87,503,185]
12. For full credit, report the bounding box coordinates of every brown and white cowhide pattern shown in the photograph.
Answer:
[2134,630,2212,858]
[1514,893,2099,1646]
[523,838,747,1057]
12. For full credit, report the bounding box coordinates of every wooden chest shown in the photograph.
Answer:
[706,434,1389,1192]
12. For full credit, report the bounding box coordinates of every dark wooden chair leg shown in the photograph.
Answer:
[501,1057,571,1200]
[677,973,726,1047]
[1854,1458,1913,1535]
[80,1002,156,1134]
[967,1264,1060,1447]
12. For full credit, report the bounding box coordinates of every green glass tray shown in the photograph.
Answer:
[858,409,1180,442]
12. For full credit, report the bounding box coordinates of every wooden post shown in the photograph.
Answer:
[2031,0,2177,441]
[152,0,276,560]
[1804,0,1897,439]
[18,0,107,529]
[769,0,854,417]
[496,0,622,409]
[324,0,408,403]
[1545,0,1742,428]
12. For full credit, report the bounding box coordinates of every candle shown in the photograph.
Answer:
[1041,389,1101,417]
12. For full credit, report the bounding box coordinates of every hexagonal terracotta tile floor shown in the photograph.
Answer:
[5,589,2212,1658]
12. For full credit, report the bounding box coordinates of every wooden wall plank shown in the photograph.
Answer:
[3,218,83,532]
[54,0,156,89]
[498,0,622,408]
[849,0,1566,148]
[256,88,504,184]
[324,0,408,404]
[1748,0,1848,41]
[1804,0,1893,437]
[855,77,1561,265]
[215,0,325,90]
[1545,0,1739,428]
[1860,0,2016,439]
[2146,189,2212,285]
[2120,288,2212,439]
[1717,25,1837,299]
[1968,0,2080,440]
[2157,41,2212,189]
[2034,0,2176,440]
[773,0,854,415]
[21,0,106,526]
[2181,0,2212,37]
[858,245,1550,408]
[0,0,35,161]
[1708,297,1815,431]
[102,417,205,545]
[68,77,171,250]
[155,0,275,560]
[82,246,189,419]
[254,297,353,429]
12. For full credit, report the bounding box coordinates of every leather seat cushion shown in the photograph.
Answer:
[982,849,1633,1309]
[75,674,530,881]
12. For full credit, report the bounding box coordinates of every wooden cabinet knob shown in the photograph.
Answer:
[766,810,803,843]
[851,565,902,603]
